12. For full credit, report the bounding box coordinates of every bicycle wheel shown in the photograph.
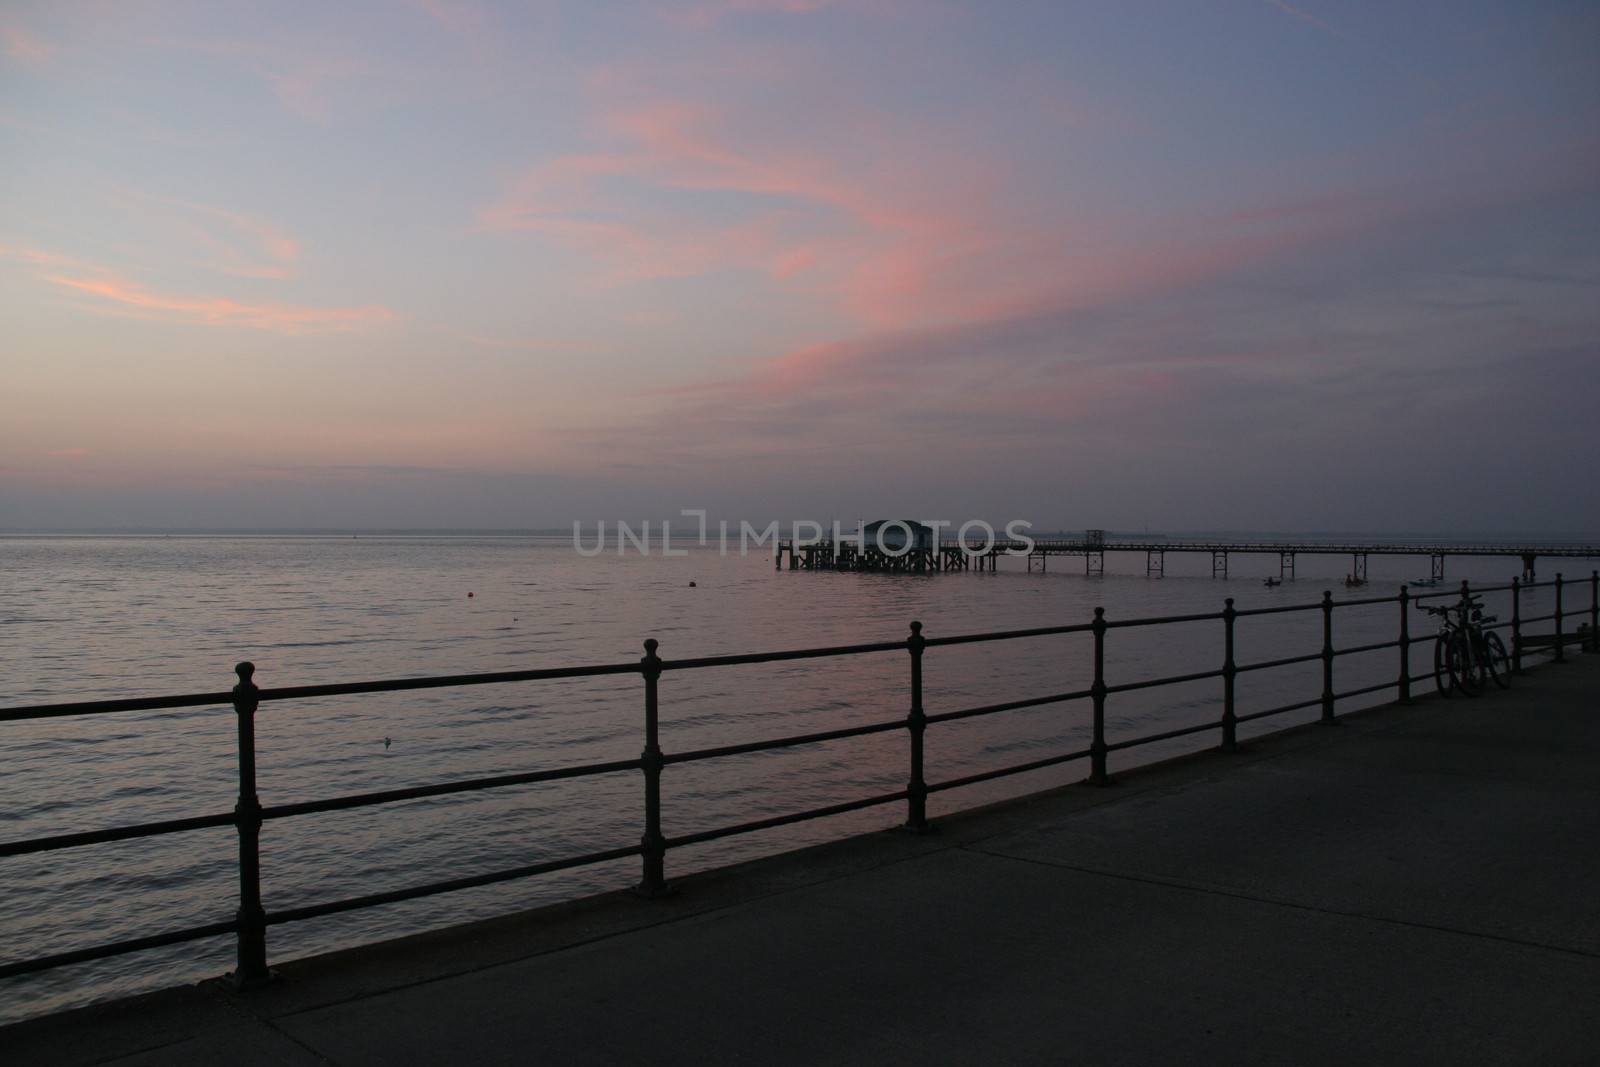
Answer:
[1484,631,1511,689]
[1433,633,1453,697]
[1448,632,1484,697]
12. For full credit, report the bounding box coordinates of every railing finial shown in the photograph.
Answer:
[234,662,256,689]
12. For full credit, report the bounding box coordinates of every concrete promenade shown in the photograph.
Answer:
[8,654,1598,1065]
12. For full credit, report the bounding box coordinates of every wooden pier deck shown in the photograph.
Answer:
[776,536,1600,579]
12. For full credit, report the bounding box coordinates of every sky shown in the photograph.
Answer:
[2,0,1597,534]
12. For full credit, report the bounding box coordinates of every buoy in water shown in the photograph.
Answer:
[689,581,697,587]
[467,592,474,598]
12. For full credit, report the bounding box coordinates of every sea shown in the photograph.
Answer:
[0,532,1579,1023]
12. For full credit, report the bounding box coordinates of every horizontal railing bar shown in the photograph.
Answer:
[1332,681,1396,701]
[664,719,903,765]
[0,811,238,858]
[265,844,642,926]
[0,920,238,981]
[1105,718,1219,751]
[1409,581,1523,602]
[660,641,906,670]
[1519,612,1558,624]
[0,691,235,722]
[925,688,1093,725]
[260,758,643,821]
[1105,610,1222,629]
[1234,695,1324,723]
[1236,650,1325,674]
[666,790,908,850]
[254,663,642,703]
[1333,593,1406,607]
[922,622,1094,647]
[1231,601,1323,617]
[927,746,1094,793]
[0,663,644,722]
[1332,639,1397,658]
[1105,667,1224,695]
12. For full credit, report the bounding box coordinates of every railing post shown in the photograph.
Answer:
[1221,598,1237,751]
[905,621,929,831]
[1320,591,1335,725]
[1590,571,1598,653]
[1553,574,1565,663]
[1090,608,1109,784]
[638,638,669,897]
[1397,586,1411,704]
[231,662,269,989]
[1511,577,1523,674]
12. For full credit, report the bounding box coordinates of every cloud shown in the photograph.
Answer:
[137,195,302,279]
[676,0,847,26]
[573,168,1600,494]
[0,244,91,270]
[1,19,52,64]
[1264,0,1349,41]
[4,239,386,334]
[480,96,1009,328]
[411,0,492,35]
[147,35,382,125]
[42,271,393,333]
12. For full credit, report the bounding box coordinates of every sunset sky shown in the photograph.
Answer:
[3,1,1597,532]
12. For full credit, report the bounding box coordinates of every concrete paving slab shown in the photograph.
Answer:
[978,670,1600,955]
[273,846,1600,1066]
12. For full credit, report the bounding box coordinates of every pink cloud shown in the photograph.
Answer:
[1,20,52,64]
[676,0,846,27]
[412,0,491,35]
[480,97,1005,326]
[122,194,304,279]
[0,244,91,270]
[42,272,393,334]
[1265,0,1349,41]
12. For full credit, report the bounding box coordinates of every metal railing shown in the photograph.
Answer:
[2,571,1596,987]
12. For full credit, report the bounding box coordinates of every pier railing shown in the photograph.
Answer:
[2,572,1596,987]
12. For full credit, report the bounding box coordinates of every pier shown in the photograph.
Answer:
[776,533,1600,579]
[7,652,1598,1064]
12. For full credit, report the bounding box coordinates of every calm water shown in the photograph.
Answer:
[0,535,1563,1022]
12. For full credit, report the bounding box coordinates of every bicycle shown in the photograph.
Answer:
[1421,593,1511,697]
